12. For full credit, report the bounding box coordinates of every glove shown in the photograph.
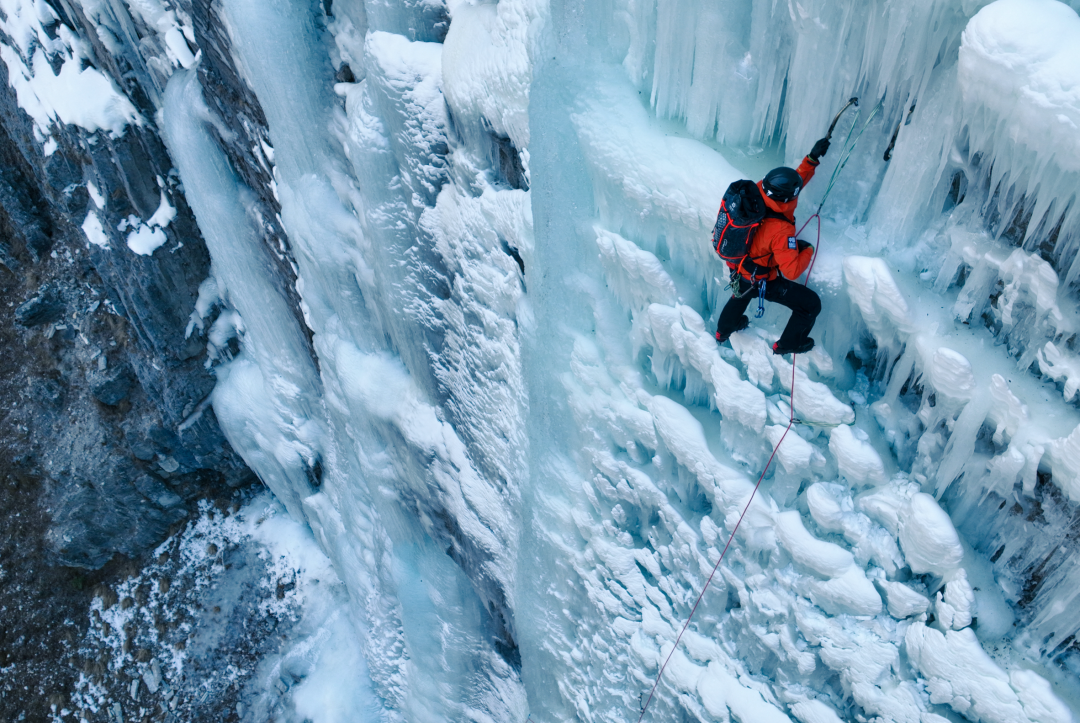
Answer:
[797,239,812,253]
[809,137,830,162]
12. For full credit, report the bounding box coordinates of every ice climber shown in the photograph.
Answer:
[714,137,831,355]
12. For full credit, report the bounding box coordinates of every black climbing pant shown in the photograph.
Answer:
[716,276,821,348]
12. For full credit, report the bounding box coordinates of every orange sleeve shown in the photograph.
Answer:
[797,156,818,186]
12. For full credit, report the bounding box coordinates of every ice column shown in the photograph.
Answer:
[162,69,323,522]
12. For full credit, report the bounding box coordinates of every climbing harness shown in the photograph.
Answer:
[723,272,768,318]
[727,269,754,294]
[725,270,767,320]
[637,95,881,723]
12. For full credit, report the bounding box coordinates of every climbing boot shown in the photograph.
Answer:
[772,337,815,355]
[716,315,750,345]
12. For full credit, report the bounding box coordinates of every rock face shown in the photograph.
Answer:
[14,286,65,327]
[0,1,274,571]
[0,1,272,715]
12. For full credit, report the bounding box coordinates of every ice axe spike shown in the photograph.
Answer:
[826,97,859,141]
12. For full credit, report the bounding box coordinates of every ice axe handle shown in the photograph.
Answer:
[826,97,859,141]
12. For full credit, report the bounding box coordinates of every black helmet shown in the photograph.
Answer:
[762,167,802,202]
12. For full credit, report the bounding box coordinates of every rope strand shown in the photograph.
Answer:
[635,358,800,723]
[637,99,881,721]
[637,215,823,723]
[634,96,875,714]
[814,99,883,216]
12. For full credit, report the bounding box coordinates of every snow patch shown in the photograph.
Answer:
[147,190,177,228]
[0,0,141,142]
[126,224,168,256]
[81,210,110,249]
[960,0,1080,173]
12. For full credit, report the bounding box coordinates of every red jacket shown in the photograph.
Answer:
[739,156,818,281]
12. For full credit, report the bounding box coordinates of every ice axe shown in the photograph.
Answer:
[884,100,917,161]
[826,97,859,141]
[809,96,881,216]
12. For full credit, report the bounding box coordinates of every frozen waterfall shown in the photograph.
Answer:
[14,0,1080,719]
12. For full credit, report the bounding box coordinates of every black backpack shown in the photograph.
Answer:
[713,180,787,278]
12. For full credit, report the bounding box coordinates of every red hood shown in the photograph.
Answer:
[758,181,797,220]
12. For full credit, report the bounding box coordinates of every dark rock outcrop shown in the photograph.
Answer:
[0,60,248,570]
[14,286,65,327]
[0,2,282,715]
[87,363,136,406]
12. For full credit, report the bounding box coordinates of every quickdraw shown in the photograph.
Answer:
[727,271,768,319]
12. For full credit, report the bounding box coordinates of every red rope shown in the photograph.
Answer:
[637,214,822,722]
[799,213,822,279]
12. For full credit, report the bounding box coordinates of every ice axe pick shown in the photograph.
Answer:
[826,97,859,141]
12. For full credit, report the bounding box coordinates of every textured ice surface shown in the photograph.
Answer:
[960,0,1080,172]
[898,493,965,577]
[22,0,1080,720]
[956,0,1080,284]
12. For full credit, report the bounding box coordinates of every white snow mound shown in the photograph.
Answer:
[897,493,964,577]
